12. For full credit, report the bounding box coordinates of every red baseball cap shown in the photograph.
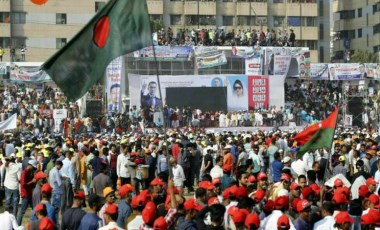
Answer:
[34,171,47,180]
[302,187,313,199]
[274,196,289,210]
[248,175,256,183]
[335,211,354,224]
[359,185,370,198]
[150,178,165,186]
[153,216,168,230]
[212,178,221,185]
[290,183,300,191]
[310,184,321,195]
[130,152,137,156]
[39,217,55,230]
[335,186,350,197]
[74,191,86,200]
[245,213,260,229]
[35,203,45,212]
[223,164,232,173]
[105,203,118,215]
[198,181,215,190]
[236,186,248,199]
[280,174,291,182]
[253,189,266,203]
[222,188,230,200]
[142,201,156,224]
[228,207,247,225]
[296,199,311,212]
[366,178,378,186]
[334,178,344,187]
[277,214,290,229]
[184,198,203,211]
[41,183,53,194]
[263,200,274,213]
[332,193,348,204]
[366,194,379,205]
[361,213,375,225]
[292,198,301,213]
[257,172,268,180]
[119,184,134,197]
[229,185,239,198]
[208,197,219,206]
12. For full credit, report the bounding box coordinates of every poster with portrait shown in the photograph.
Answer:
[273,55,291,76]
[226,76,248,112]
[365,63,380,80]
[309,63,329,80]
[344,114,353,126]
[248,75,269,110]
[328,63,364,80]
[106,57,123,113]
[297,49,311,79]
[194,46,227,69]
[10,63,51,82]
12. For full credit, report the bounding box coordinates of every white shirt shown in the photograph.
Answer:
[210,165,223,179]
[260,210,296,230]
[99,221,123,230]
[3,163,21,190]
[291,159,307,176]
[313,216,335,230]
[0,211,18,230]
[127,215,144,230]
[116,154,130,178]
[172,164,186,188]
[302,152,314,171]
[224,201,238,229]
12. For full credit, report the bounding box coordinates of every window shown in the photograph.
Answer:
[223,16,233,26]
[171,15,182,25]
[273,16,284,27]
[0,12,11,23]
[56,38,67,49]
[340,10,355,20]
[199,15,216,26]
[318,0,323,17]
[374,24,380,34]
[358,8,362,17]
[319,23,324,39]
[11,12,26,24]
[0,37,10,48]
[237,16,255,26]
[95,1,106,12]
[56,13,67,24]
[319,46,324,62]
[288,17,300,26]
[11,37,26,48]
[358,28,362,38]
[304,17,316,26]
[340,30,356,39]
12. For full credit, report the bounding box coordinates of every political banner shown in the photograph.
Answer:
[0,63,6,74]
[328,63,365,80]
[0,113,17,131]
[106,57,123,113]
[53,109,67,133]
[344,114,353,126]
[248,75,269,110]
[365,63,380,80]
[231,46,262,59]
[135,46,193,61]
[273,55,291,76]
[194,47,227,69]
[309,63,329,80]
[226,76,249,112]
[10,64,51,82]
[297,49,311,78]
[264,47,273,66]
[245,56,262,75]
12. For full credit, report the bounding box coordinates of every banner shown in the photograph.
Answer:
[245,57,262,75]
[53,109,67,133]
[135,46,193,60]
[10,64,51,82]
[328,63,364,80]
[0,62,6,74]
[344,114,353,126]
[232,46,262,59]
[226,76,249,111]
[273,55,291,76]
[365,63,380,80]
[309,63,329,80]
[0,113,17,131]
[248,75,269,110]
[106,57,123,113]
[194,47,227,69]
[297,49,311,78]
[265,47,273,66]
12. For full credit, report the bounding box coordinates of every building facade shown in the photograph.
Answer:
[332,0,380,62]
[0,0,330,63]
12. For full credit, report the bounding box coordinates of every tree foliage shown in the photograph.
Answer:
[351,50,379,63]
[150,18,164,32]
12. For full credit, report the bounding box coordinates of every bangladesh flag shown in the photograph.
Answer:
[294,107,339,159]
[42,0,152,102]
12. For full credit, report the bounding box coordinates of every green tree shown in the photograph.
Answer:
[350,50,378,63]
[150,18,164,32]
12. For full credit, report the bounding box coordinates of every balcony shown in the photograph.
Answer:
[236,2,267,16]
[166,1,183,15]
[183,1,216,15]
[11,24,82,38]
[0,23,11,37]
[369,33,380,47]
[0,0,10,12]
[147,0,164,15]
[217,2,236,15]
[334,18,365,31]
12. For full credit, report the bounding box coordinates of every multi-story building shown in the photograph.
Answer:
[332,0,380,62]
[0,0,330,63]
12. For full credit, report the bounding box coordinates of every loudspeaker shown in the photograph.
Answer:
[347,97,364,127]
[86,100,102,118]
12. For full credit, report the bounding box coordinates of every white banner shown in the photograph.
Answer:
[53,109,67,133]
[0,113,17,131]
[106,57,123,113]
[245,57,262,75]
[273,55,291,76]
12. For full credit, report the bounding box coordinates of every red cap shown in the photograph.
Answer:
[208,197,219,206]
[142,201,156,224]
[130,152,137,156]
[263,200,274,213]
[41,183,53,194]
[39,217,55,230]
[359,185,370,197]
[153,216,168,230]
[334,178,344,187]
[310,184,321,195]
[366,178,378,186]
[248,175,256,183]
[296,199,311,212]
[253,189,266,203]
[74,191,86,200]
[119,184,134,197]
[245,213,260,229]
[280,174,291,182]
[368,209,380,224]
[236,186,248,199]
[274,196,289,210]
[131,196,139,209]
[335,211,354,224]
[290,183,300,191]
[366,194,379,205]
[361,213,376,225]
[105,203,118,215]
[277,214,290,229]
[257,172,268,180]
[229,185,239,198]
[228,207,247,225]
[184,198,203,211]
[150,178,165,186]
[332,193,349,204]
[302,187,313,199]
[223,164,232,173]
[35,203,45,212]
[292,198,301,213]
[34,171,47,180]
[222,188,230,200]
[335,186,350,198]
[198,181,215,190]
[212,178,221,185]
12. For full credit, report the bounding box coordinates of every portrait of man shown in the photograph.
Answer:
[108,83,121,112]
[141,81,162,109]
[211,77,223,87]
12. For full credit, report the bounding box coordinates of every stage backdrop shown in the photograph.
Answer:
[129,74,285,112]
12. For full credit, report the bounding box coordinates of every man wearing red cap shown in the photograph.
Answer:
[257,172,268,191]
[334,211,354,230]
[99,204,123,230]
[269,174,291,200]
[61,192,86,230]
[177,198,202,229]
[366,177,378,194]
[32,171,47,209]
[220,164,235,191]
[30,183,57,224]
[27,203,57,230]
[294,199,311,230]
[116,184,134,228]
[261,196,296,230]
[277,214,291,230]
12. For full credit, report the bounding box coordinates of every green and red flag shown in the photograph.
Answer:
[42,0,152,102]
[294,107,339,159]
